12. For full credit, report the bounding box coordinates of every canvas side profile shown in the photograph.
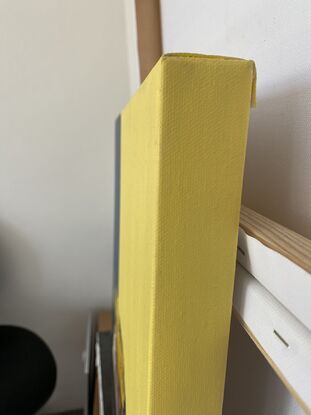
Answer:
[116,53,256,415]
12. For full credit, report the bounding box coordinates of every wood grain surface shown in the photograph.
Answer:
[240,205,311,273]
[135,0,162,82]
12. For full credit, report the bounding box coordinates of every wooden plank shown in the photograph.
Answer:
[135,0,162,82]
[240,205,311,274]
[96,311,112,332]
[238,225,311,330]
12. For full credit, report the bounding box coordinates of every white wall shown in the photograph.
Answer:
[122,0,140,95]
[0,1,130,412]
[160,0,310,414]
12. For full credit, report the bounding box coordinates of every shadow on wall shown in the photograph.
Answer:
[0,220,88,413]
[243,79,311,239]
[223,316,305,415]
[0,220,42,305]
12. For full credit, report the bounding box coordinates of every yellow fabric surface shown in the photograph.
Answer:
[117,54,256,415]
[115,299,125,411]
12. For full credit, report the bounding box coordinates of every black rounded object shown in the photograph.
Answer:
[0,325,57,415]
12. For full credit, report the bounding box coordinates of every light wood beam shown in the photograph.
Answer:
[135,0,163,82]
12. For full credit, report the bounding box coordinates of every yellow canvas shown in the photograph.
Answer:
[117,54,256,415]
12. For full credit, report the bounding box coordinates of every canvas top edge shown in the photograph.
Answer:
[121,53,257,114]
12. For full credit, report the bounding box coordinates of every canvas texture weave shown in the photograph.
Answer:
[117,54,256,415]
